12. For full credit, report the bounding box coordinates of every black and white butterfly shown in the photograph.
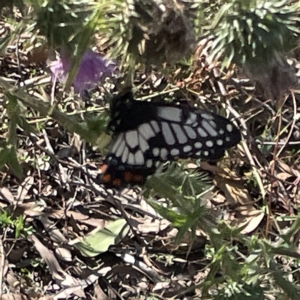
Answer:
[100,92,241,187]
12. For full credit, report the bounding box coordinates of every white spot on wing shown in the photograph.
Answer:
[127,152,135,165]
[146,159,153,168]
[183,145,192,152]
[197,127,208,137]
[116,140,125,157]
[157,107,181,122]
[216,139,223,146]
[121,146,129,163]
[171,124,188,144]
[162,122,175,145]
[204,151,209,156]
[195,142,202,148]
[201,120,218,137]
[206,140,214,147]
[153,147,160,156]
[126,130,139,148]
[160,148,168,160]
[185,112,197,125]
[138,135,150,152]
[209,120,217,128]
[226,124,233,132]
[201,113,214,120]
[138,123,155,139]
[170,148,180,156]
[112,134,123,153]
[184,126,197,139]
[135,150,144,165]
[150,120,160,133]
[226,137,230,142]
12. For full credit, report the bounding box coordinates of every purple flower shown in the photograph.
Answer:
[49,50,115,93]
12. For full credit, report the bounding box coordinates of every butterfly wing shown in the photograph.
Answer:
[100,94,241,187]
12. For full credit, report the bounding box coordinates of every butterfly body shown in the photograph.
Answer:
[100,93,241,187]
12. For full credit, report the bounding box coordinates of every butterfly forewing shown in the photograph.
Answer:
[100,93,241,187]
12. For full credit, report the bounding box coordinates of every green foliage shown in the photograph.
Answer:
[198,221,300,299]
[146,162,212,209]
[0,78,109,146]
[30,0,94,51]
[2,93,26,178]
[0,208,34,238]
[0,0,25,13]
[146,162,214,243]
[64,0,123,87]
[92,0,199,69]
[208,0,300,68]
[130,159,300,298]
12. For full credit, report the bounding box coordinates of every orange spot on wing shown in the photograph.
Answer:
[133,174,144,183]
[124,171,133,182]
[112,178,122,187]
[102,174,112,183]
[100,164,112,183]
[100,164,108,173]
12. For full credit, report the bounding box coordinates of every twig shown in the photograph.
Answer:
[226,102,266,201]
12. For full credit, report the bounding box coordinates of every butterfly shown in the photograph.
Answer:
[99,92,241,187]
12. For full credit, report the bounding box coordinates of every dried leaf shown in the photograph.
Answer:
[0,187,14,204]
[74,218,130,256]
[16,176,34,203]
[55,247,72,262]
[1,294,27,300]
[137,218,170,234]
